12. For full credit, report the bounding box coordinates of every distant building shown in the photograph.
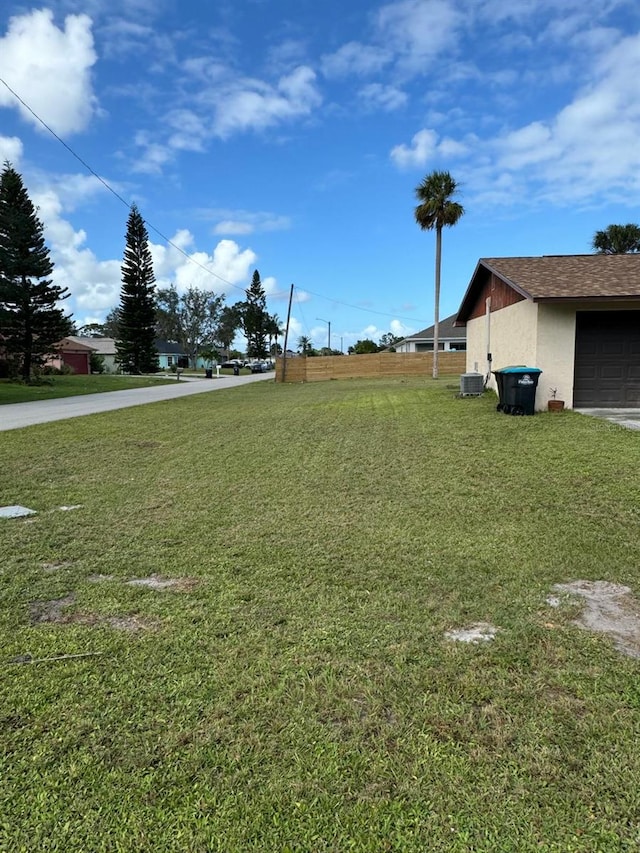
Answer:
[393,314,467,353]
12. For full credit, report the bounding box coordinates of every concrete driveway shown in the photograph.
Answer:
[0,373,273,432]
[575,408,640,431]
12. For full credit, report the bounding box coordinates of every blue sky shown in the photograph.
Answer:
[1,0,640,352]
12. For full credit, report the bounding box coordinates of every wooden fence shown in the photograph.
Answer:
[275,351,467,382]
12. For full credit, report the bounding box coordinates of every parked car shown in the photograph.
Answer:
[221,359,243,369]
[250,361,269,373]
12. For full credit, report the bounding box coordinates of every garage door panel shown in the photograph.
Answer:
[601,340,625,356]
[601,365,626,379]
[574,311,640,407]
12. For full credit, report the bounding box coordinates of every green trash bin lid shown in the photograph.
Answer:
[494,366,542,374]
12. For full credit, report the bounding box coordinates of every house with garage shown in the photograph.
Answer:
[59,336,118,373]
[393,313,466,353]
[455,254,640,410]
[49,337,96,375]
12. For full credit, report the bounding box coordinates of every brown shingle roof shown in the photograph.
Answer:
[399,313,466,342]
[481,254,640,299]
[455,254,640,324]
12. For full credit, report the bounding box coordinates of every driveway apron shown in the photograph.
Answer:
[575,408,640,431]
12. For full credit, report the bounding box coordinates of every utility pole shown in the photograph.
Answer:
[316,317,331,354]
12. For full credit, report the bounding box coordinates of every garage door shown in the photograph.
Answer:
[574,311,640,407]
[62,352,89,375]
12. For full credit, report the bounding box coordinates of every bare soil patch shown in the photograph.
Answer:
[28,594,159,632]
[41,560,76,573]
[552,580,640,658]
[445,622,498,644]
[126,574,199,591]
[29,595,76,624]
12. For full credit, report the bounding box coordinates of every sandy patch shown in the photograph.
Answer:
[552,580,640,659]
[126,575,199,591]
[445,622,498,644]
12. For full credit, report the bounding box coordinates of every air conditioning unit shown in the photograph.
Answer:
[460,372,484,396]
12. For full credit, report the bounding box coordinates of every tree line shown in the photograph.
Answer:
[0,164,285,379]
[1,158,639,383]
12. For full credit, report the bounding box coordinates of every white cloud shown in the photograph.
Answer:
[0,135,23,165]
[375,0,464,74]
[358,83,407,111]
[166,109,208,153]
[490,31,640,200]
[152,237,257,298]
[131,131,175,174]
[390,129,438,167]
[0,9,97,135]
[321,41,392,78]
[212,211,291,235]
[211,66,322,138]
[214,221,254,236]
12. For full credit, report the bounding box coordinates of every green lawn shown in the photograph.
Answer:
[0,373,178,404]
[1,377,639,852]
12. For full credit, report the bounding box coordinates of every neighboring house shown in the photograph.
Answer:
[65,336,118,373]
[455,254,640,410]
[83,337,118,373]
[155,340,188,370]
[393,314,467,353]
[50,337,96,375]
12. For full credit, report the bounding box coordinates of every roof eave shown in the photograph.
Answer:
[455,258,533,324]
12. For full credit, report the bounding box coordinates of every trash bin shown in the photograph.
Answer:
[205,368,213,379]
[233,364,240,376]
[493,366,542,415]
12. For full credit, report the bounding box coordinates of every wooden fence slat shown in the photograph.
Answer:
[275,352,466,382]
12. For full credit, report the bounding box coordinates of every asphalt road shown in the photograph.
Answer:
[0,373,273,432]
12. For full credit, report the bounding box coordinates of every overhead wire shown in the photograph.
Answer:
[0,76,426,326]
[0,76,249,297]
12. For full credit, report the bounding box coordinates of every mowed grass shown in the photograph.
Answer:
[1,377,639,852]
[0,373,176,404]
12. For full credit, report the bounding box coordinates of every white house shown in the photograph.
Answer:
[393,314,466,353]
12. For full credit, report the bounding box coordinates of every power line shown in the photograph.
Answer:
[301,285,424,325]
[0,77,425,326]
[0,76,248,297]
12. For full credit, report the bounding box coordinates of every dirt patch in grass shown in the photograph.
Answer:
[126,574,199,591]
[445,622,498,644]
[29,594,159,632]
[552,580,640,658]
[41,560,76,573]
[29,595,76,624]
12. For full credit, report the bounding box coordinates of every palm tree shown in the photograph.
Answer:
[414,171,464,378]
[297,335,312,356]
[267,313,285,358]
[592,224,640,254]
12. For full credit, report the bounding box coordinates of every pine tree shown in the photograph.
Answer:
[116,204,158,373]
[0,162,72,381]
[240,270,268,358]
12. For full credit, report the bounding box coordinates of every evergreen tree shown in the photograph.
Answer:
[240,270,269,358]
[116,204,158,373]
[0,162,72,381]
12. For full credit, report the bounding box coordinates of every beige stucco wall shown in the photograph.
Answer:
[467,299,640,410]
[466,300,541,399]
